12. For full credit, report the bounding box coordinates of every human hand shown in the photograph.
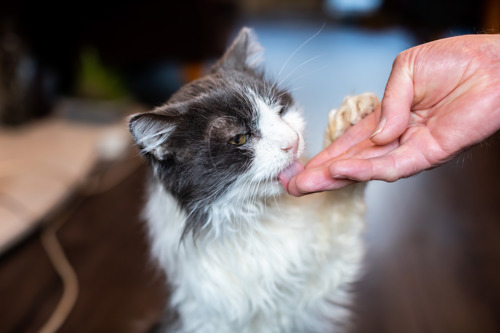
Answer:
[288,34,500,196]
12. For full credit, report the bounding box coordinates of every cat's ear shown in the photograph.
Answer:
[128,111,177,160]
[212,27,263,72]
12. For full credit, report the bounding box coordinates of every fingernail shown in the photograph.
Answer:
[370,117,386,139]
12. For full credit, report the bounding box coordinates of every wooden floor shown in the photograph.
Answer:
[1,132,499,333]
[354,132,500,333]
[0,161,166,333]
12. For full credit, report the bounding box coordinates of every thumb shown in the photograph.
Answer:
[371,53,414,145]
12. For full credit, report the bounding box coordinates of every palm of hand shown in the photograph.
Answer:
[289,34,500,195]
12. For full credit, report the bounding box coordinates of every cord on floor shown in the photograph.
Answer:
[39,225,79,333]
[37,155,142,333]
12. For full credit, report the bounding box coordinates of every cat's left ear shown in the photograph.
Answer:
[211,27,263,72]
[128,111,177,160]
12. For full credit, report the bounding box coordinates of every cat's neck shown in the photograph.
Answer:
[150,179,284,242]
[202,186,281,239]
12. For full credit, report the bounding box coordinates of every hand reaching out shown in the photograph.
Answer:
[287,34,500,196]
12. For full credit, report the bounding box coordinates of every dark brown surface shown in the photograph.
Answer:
[0,161,166,333]
[1,133,500,333]
[353,132,500,333]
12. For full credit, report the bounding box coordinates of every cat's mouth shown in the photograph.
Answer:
[278,160,304,192]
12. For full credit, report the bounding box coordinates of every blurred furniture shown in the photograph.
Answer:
[0,103,133,254]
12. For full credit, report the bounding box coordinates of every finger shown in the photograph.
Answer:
[329,157,400,183]
[287,166,355,196]
[287,136,396,196]
[371,51,415,145]
[310,136,397,173]
[328,144,429,182]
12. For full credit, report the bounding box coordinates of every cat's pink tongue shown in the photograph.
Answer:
[279,160,304,192]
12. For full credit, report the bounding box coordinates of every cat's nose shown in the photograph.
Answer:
[281,146,293,151]
[281,143,296,152]
[281,134,299,155]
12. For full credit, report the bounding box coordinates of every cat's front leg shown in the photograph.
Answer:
[319,92,379,224]
[324,92,379,146]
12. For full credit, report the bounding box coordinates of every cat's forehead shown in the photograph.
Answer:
[194,71,291,110]
[158,70,295,138]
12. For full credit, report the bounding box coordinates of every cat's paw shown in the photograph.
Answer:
[324,92,379,146]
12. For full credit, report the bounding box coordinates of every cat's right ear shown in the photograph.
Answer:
[211,27,263,72]
[128,112,176,160]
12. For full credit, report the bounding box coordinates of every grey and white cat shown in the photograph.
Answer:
[129,27,378,333]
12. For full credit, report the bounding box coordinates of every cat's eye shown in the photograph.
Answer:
[228,134,249,146]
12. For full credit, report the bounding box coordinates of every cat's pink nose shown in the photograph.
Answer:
[281,135,299,155]
[281,145,295,152]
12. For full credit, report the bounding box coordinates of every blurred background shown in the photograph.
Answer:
[0,0,499,332]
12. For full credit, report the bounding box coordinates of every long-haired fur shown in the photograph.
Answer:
[129,27,371,333]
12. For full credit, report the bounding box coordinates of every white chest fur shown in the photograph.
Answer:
[144,180,366,333]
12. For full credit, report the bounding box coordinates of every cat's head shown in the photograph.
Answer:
[129,27,305,234]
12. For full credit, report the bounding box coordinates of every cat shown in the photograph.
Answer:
[129,27,378,333]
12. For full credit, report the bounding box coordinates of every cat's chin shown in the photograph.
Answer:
[256,161,304,197]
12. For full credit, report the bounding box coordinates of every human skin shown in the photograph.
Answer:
[287,34,500,196]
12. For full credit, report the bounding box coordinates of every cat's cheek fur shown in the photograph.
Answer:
[251,97,305,184]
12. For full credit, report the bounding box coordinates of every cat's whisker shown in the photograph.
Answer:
[271,22,325,90]
[276,54,324,88]
[283,63,332,91]
[275,86,304,101]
